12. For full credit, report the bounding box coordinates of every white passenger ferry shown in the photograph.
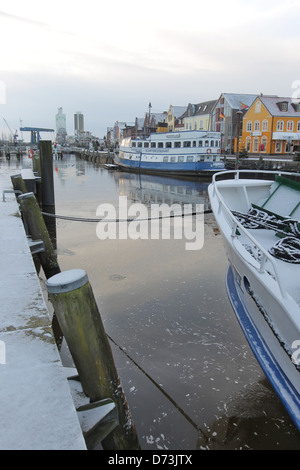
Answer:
[114,130,225,176]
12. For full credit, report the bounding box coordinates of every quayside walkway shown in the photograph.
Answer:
[0,168,86,450]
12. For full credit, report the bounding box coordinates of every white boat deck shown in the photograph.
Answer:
[239,227,300,305]
[0,169,86,450]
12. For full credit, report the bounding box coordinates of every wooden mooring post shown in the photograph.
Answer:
[18,192,63,347]
[18,192,60,279]
[46,269,140,451]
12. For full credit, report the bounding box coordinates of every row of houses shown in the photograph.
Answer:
[108,92,300,157]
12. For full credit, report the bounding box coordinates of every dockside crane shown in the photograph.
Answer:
[3,118,18,144]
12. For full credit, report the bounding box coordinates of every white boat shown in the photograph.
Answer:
[208,170,300,430]
[114,130,225,176]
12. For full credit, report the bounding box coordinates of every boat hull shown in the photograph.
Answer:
[226,264,300,430]
[115,156,224,176]
[208,170,300,431]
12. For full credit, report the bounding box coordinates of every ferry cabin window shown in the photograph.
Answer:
[187,156,194,162]
[210,140,214,147]
[138,142,142,147]
[178,156,184,162]
[144,142,149,148]
[170,156,176,162]
[158,142,163,148]
[205,140,209,147]
[151,142,156,148]
[174,142,181,148]
[193,141,196,147]
[163,156,168,162]
[132,142,136,147]
[198,141,203,147]
[166,142,172,148]
[215,140,219,146]
[183,141,191,147]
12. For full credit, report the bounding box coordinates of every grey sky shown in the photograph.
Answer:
[1,0,300,140]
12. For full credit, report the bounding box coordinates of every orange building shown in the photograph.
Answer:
[240,95,300,156]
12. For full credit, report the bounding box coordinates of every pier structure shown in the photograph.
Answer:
[0,168,86,450]
[19,127,54,144]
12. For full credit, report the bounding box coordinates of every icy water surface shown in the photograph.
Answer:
[2,151,300,449]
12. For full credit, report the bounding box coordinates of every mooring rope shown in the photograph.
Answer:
[106,333,206,438]
[41,209,212,223]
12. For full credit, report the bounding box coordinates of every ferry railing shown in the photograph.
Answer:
[211,169,300,299]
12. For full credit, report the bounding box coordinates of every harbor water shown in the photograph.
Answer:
[2,151,300,449]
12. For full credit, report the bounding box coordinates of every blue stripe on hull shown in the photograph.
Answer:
[226,265,300,431]
[117,157,225,174]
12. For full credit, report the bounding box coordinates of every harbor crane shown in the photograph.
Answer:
[3,118,18,144]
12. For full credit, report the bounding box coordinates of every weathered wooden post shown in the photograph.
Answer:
[39,140,57,248]
[10,174,27,194]
[18,192,60,279]
[18,192,63,348]
[46,269,140,451]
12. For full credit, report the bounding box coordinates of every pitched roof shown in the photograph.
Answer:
[259,95,300,117]
[222,93,257,109]
[186,100,217,117]
[169,105,187,118]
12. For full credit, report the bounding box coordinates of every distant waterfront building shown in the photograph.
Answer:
[55,107,67,143]
[74,111,84,137]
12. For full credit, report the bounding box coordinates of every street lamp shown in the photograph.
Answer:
[235,110,243,170]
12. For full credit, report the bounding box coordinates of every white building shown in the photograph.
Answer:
[55,107,67,143]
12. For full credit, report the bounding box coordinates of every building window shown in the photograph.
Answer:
[246,136,251,152]
[297,121,300,132]
[246,121,252,132]
[277,120,284,131]
[287,120,294,131]
[253,137,259,152]
[261,136,267,152]
[254,121,260,131]
[255,101,261,113]
[262,119,268,131]
[275,141,282,153]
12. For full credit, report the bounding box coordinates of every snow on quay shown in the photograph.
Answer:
[0,168,86,450]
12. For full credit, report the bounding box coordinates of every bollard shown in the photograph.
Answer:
[11,174,27,195]
[46,269,140,451]
[18,192,60,279]
[39,140,55,209]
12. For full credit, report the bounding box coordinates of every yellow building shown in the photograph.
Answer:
[240,95,300,156]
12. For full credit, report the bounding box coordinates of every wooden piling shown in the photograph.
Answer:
[46,269,140,451]
[10,174,27,195]
[18,192,60,279]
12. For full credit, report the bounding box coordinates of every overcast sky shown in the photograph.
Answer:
[1,0,300,140]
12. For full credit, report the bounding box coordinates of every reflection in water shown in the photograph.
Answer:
[197,378,299,449]
[2,152,299,450]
